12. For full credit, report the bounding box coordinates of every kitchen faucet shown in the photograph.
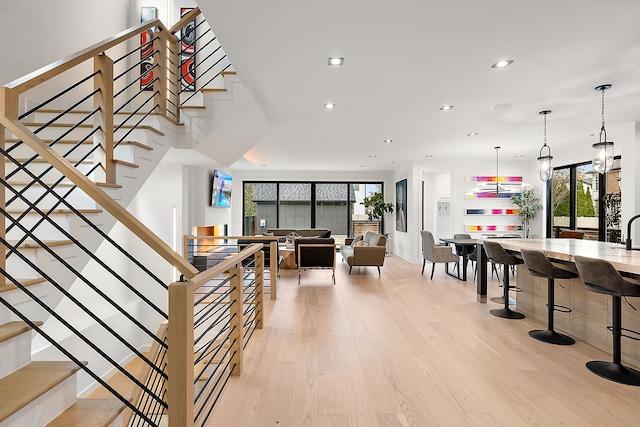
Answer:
[626,214,640,250]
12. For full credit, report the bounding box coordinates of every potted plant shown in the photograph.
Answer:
[510,186,542,238]
[362,192,394,221]
[603,192,622,243]
[361,192,394,235]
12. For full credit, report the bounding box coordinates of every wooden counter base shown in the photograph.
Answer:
[516,265,640,370]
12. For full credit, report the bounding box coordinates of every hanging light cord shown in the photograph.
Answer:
[495,146,500,194]
[539,111,551,158]
[600,86,607,142]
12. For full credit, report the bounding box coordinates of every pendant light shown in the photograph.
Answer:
[592,84,614,173]
[537,110,553,181]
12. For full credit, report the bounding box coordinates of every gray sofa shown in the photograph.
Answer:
[266,228,331,243]
[339,231,387,274]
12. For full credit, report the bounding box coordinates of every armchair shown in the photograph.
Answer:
[295,237,336,284]
[420,230,460,280]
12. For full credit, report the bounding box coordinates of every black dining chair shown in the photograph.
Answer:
[482,240,525,319]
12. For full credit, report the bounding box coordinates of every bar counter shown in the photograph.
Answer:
[486,238,640,370]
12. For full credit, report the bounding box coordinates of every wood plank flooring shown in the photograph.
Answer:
[205,254,640,426]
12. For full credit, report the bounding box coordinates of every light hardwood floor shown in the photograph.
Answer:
[206,254,640,427]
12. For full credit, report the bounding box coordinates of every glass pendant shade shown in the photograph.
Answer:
[592,84,614,173]
[592,140,614,174]
[538,149,553,181]
[537,111,553,181]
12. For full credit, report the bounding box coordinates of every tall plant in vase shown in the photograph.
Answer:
[361,192,394,235]
[510,186,542,238]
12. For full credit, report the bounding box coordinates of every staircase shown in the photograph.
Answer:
[0,7,266,426]
[0,321,126,426]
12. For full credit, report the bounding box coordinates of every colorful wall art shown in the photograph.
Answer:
[467,176,523,183]
[140,7,157,91]
[465,225,522,233]
[465,208,520,215]
[180,7,196,92]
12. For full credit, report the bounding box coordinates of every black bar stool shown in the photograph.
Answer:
[574,255,640,386]
[520,249,577,345]
[482,240,525,319]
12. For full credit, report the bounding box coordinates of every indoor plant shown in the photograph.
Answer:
[361,192,394,221]
[510,186,542,238]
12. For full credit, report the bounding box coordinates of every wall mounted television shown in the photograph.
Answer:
[211,170,232,207]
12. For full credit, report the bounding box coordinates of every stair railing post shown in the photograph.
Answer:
[229,266,244,376]
[255,251,264,329]
[167,32,181,122]
[154,29,169,121]
[0,87,19,275]
[269,240,277,300]
[168,280,195,427]
[93,53,116,185]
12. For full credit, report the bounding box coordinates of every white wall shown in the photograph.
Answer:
[0,0,131,85]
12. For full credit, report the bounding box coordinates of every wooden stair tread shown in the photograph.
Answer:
[119,140,153,150]
[200,88,227,93]
[6,139,92,144]
[0,320,43,343]
[7,239,74,248]
[113,159,139,168]
[5,209,103,215]
[45,398,127,427]
[6,180,76,187]
[96,182,123,188]
[0,277,47,293]
[0,361,84,423]
[221,71,237,76]
[20,122,165,136]
[5,158,95,163]
[35,108,160,117]
[179,105,206,110]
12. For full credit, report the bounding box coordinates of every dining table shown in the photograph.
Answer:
[438,237,479,282]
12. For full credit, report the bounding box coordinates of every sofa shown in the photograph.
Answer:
[339,231,387,274]
[266,228,331,243]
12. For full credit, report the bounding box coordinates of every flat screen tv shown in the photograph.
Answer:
[211,170,232,207]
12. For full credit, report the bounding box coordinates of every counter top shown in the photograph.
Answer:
[488,238,640,275]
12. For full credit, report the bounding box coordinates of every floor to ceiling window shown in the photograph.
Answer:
[549,158,621,241]
[243,181,387,244]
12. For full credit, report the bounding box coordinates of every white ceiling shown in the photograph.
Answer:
[198,0,640,172]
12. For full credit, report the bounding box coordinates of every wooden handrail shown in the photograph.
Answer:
[0,116,199,279]
[169,7,201,34]
[4,19,178,95]
[188,243,263,292]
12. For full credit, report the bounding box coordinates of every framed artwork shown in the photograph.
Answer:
[396,179,407,232]
[140,7,157,91]
[180,7,196,92]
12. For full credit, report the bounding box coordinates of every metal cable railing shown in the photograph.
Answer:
[0,7,252,426]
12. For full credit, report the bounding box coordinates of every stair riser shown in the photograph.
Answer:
[6,216,71,242]
[0,374,77,427]
[4,188,96,212]
[7,141,139,163]
[5,126,155,145]
[5,163,97,181]
[0,333,32,379]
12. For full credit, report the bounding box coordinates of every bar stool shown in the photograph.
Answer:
[482,240,525,319]
[574,255,640,386]
[520,249,577,345]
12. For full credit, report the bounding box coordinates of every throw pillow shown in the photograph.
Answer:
[285,231,299,244]
[350,235,363,247]
[263,231,274,236]
[319,230,332,238]
[355,241,369,246]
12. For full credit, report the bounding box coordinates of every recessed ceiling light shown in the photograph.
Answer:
[491,103,512,110]
[360,165,366,168]
[324,103,335,109]
[514,155,524,158]
[369,155,377,158]
[440,105,454,111]
[384,139,393,144]
[467,132,479,137]
[492,60,513,68]
[425,155,434,158]
[260,164,267,167]
[590,132,600,137]
[328,57,344,65]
